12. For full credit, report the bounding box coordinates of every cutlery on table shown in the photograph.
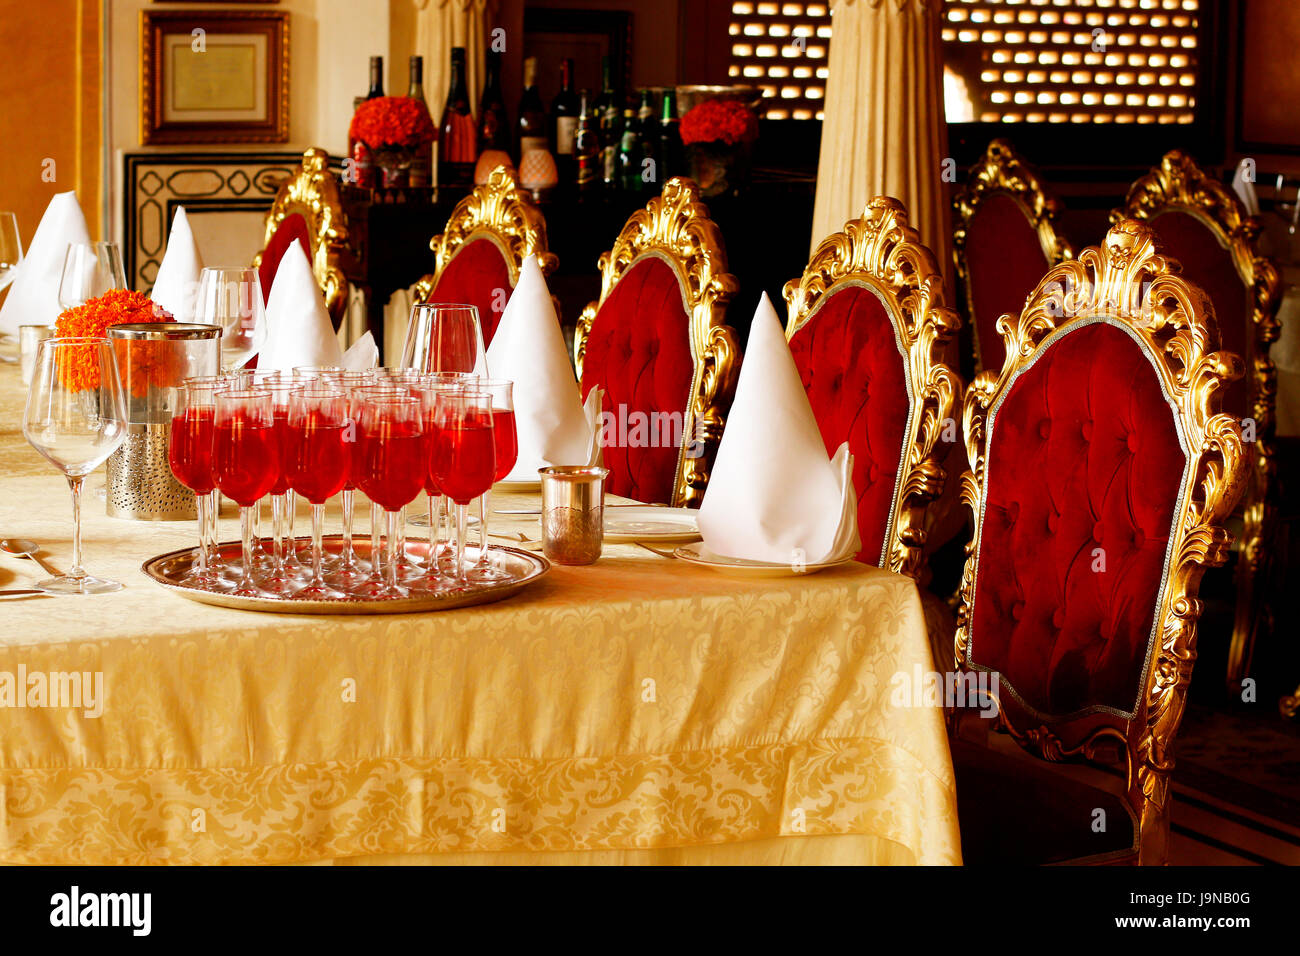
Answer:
[0,538,63,578]
[0,589,48,597]
[635,542,678,560]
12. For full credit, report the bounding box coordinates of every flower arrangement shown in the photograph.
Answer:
[349,96,437,150]
[680,99,759,147]
[55,289,174,393]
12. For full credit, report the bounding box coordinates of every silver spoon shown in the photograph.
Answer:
[1,538,62,578]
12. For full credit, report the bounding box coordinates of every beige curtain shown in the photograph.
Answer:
[413,0,497,127]
[810,0,950,281]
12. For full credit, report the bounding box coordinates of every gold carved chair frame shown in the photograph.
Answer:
[573,177,740,508]
[1117,150,1283,693]
[412,165,559,304]
[954,219,1249,864]
[782,196,962,579]
[251,147,350,324]
[952,139,1075,371]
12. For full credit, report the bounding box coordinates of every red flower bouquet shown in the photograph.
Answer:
[349,96,437,150]
[680,99,759,147]
[55,289,174,393]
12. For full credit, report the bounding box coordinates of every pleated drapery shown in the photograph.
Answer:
[809,0,950,279]
[413,0,498,133]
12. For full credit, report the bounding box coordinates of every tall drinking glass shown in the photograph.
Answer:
[356,397,426,599]
[400,303,486,374]
[196,268,266,370]
[351,383,406,588]
[57,242,127,311]
[0,211,22,294]
[433,388,495,583]
[261,381,303,592]
[22,338,128,593]
[287,387,352,599]
[213,389,279,597]
[469,379,517,582]
[168,380,221,585]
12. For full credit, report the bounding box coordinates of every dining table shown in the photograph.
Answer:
[0,357,960,866]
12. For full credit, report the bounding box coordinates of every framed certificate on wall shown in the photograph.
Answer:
[141,10,289,145]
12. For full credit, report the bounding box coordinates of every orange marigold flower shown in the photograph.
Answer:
[55,289,174,392]
[349,96,437,150]
[680,99,759,147]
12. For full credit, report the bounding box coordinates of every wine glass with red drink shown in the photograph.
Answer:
[169,379,222,585]
[356,396,426,599]
[349,383,407,590]
[468,379,517,582]
[286,387,352,599]
[433,387,495,583]
[261,380,303,592]
[213,389,280,597]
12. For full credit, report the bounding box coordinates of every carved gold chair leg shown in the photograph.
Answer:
[1226,499,1267,691]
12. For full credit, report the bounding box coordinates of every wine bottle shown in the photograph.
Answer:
[595,57,621,188]
[575,90,600,193]
[517,57,548,158]
[353,55,384,112]
[658,89,683,184]
[552,59,580,185]
[438,47,476,189]
[618,108,643,193]
[477,49,509,154]
[637,90,659,187]
[407,55,434,188]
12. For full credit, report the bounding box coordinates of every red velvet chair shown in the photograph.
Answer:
[251,148,351,329]
[1118,151,1283,690]
[953,140,1074,378]
[782,196,962,579]
[573,178,740,507]
[951,219,1249,864]
[413,166,558,348]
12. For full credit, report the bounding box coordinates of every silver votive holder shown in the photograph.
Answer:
[105,322,221,520]
[538,466,610,565]
[19,325,54,386]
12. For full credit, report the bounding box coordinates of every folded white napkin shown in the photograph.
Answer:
[258,240,343,371]
[150,207,204,323]
[0,191,91,335]
[484,254,601,479]
[1231,160,1260,217]
[340,330,379,370]
[697,293,860,565]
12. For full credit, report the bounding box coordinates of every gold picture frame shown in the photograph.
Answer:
[141,10,289,145]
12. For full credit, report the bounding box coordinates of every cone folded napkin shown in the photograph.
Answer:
[0,191,92,335]
[697,292,860,565]
[150,207,204,323]
[484,254,601,479]
[340,330,379,371]
[258,240,343,372]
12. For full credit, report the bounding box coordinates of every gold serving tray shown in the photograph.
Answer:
[141,535,550,615]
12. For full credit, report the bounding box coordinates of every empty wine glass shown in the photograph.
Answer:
[0,211,22,294]
[22,337,129,594]
[57,242,127,311]
[196,268,266,371]
[400,303,486,375]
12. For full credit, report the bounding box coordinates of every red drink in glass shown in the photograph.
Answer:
[491,408,518,483]
[169,406,216,494]
[214,414,280,505]
[269,407,293,495]
[288,413,351,503]
[440,418,496,505]
[357,420,426,511]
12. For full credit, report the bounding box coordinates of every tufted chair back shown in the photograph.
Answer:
[574,178,741,507]
[783,197,961,577]
[953,140,1074,378]
[413,166,558,348]
[252,148,350,329]
[954,219,1249,864]
[1117,152,1283,686]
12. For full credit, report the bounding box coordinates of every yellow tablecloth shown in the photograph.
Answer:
[0,361,959,865]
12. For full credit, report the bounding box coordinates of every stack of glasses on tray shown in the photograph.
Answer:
[168,365,518,601]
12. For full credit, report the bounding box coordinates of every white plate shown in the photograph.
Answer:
[494,479,541,493]
[603,506,701,544]
[672,542,855,578]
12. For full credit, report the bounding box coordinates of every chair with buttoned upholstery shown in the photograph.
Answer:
[1117,151,1282,691]
[953,139,1074,380]
[783,196,962,579]
[573,177,741,507]
[951,219,1250,865]
[252,147,351,328]
[413,166,559,348]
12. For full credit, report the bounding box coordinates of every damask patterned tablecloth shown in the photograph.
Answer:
[0,363,959,866]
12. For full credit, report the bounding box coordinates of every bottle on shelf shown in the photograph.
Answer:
[438,46,476,189]
[636,90,660,188]
[407,55,434,188]
[574,90,600,194]
[658,88,683,185]
[477,49,510,155]
[551,58,580,187]
[517,56,548,160]
[594,57,621,190]
[618,108,643,193]
[353,55,384,112]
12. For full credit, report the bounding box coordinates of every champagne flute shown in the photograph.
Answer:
[356,396,426,599]
[196,268,266,371]
[0,211,22,294]
[22,337,128,594]
[287,387,352,599]
[57,242,127,311]
[433,387,495,583]
[400,303,486,374]
[168,380,222,586]
[469,379,517,582]
[213,388,279,597]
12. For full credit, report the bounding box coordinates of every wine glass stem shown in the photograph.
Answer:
[195,492,209,575]
[207,491,221,567]
[386,510,400,590]
[342,489,355,565]
[272,494,285,573]
[285,490,296,556]
[476,490,491,568]
[311,504,326,587]
[455,502,468,581]
[66,475,85,580]
[239,505,256,590]
[427,494,438,574]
